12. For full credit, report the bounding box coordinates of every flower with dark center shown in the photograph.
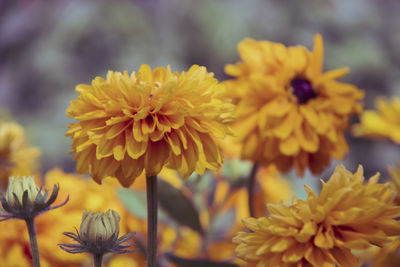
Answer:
[290,78,317,104]
[224,34,364,176]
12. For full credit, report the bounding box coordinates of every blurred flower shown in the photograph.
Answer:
[66,64,234,187]
[59,210,135,256]
[389,163,400,204]
[224,34,364,175]
[0,121,40,187]
[220,165,292,225]
[233,165,400,266]
[0,176,66,221]
[0,169,146,267]
[157,164,292,266]
[368,164,400,267]
[353,97,400,143]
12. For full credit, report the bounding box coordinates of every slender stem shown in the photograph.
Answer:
[247,163,259,218]
[25,218,41,267]
[146,175,158,267]
[93,253,103,267]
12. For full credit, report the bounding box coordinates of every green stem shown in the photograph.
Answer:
[93,253,103,267]
[146,175,158,267]
[25,218,41,267]
[247,163,259,218]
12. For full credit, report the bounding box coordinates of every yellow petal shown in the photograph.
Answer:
[126,132,147,159]
[279,134,300,156]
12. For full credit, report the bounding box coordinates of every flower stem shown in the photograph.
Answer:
[25,218,41,267]
[146,175,158,267]
[247,163,259,218]
[93,253,103,267]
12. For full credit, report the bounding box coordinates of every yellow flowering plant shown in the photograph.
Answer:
[224,34,364,176]
[66,64,235,266]
[66,64,234,187]
[2,31,400,267]
[233,165,400,267]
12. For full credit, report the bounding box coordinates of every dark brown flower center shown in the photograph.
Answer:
[145,115,153,123]
[290,78,317,104]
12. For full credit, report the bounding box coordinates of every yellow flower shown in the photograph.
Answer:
[0,169,145,267]
[353,97,400,143]
[224,35,364,175]
[233,165,400,267]
[368,164,400,267]
[66,64,234,187]
[0,121,40,187]
[389,163,400,204]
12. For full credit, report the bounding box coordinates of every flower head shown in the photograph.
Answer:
[0,176,67,221]
[353,97,400,144]
[66,65,234,187]
[233,165,400,267]
[5,176,42,208]
[59,209,135,255]
[224,35,364,175]
[0,121,40,186]
[79,210,120,246]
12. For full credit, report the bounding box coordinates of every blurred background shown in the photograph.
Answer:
[1,0,399,182]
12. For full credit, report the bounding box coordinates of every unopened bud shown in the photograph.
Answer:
[59,209,136,256]
[80,210,120,245]
[0,176,68,221]
[6,177,42,208]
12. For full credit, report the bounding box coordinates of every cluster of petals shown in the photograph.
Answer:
[224,34,364,175]
[353,97,400,144]
[66,64,234,186]
[369,164,400,266]
[233,165,400,267]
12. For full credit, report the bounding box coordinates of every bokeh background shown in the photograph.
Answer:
[1,0,400,183]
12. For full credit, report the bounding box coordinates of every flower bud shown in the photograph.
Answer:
[59,209,136,256]
[79,210,120,245]
[0,176,68,221]
[5,176,42,209]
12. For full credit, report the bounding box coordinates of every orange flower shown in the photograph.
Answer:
[233,165,400,266]
[66,65,234,187]
[224,35,364,175]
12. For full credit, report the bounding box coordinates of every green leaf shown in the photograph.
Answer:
[157,179,203,234]
[117,188,169,222]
